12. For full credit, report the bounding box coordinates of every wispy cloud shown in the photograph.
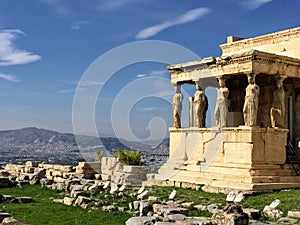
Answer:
[38,0,71,17]
[136,7,211,39]
[58,89,75,94]
[58,87,86,94]
[58,80,103,94]
[0,73,19,82]
[239,0,273,10]
[70,21,90,31]
[96,0,136,11]
[149,70,167,76]
[140,107,156,112]
[136,74,147,78]
[136,70,167,78]
[0,29,41,66]
[80,80,104,86]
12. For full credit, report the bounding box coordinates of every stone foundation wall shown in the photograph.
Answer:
[169,127,288,167]
[152,127,298,193]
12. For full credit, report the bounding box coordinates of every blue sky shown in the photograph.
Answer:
[0,0,300,141]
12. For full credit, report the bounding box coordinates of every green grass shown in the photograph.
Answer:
[1,185,300,224]
[0,185,131,225]
[242,189,300,215]
[147,186,226,206]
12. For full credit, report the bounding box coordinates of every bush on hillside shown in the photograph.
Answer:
[95,150,103,162]
[116,148,143,166]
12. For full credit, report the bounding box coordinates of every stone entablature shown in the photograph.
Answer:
[168,50,300,85]
[220,26,300,59]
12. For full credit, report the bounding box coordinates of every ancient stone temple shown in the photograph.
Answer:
[154,27,300,193]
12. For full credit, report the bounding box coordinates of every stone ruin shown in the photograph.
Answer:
[0,158,148,224]
[2,161,300,224]
[1,157,147,186]
[147,26,300,193]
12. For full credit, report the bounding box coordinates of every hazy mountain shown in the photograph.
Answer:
[0,127,169,166]
[0,127,75,144]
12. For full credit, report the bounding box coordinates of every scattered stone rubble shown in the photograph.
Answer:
[211,205,249,225]
[1,160,300,225]
[0,213,30,225]
[0,195,33,204]
[263,199,283,220]
[0,195,32,225]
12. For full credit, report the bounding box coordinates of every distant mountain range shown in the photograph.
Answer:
[0,127,75,145]
[0,127,169,166]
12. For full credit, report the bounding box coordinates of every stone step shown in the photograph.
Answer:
[166,171,300,187]
[252,183,300,191]
[162,174,300,193]
[279,176,300,183]
[250,168,295,176]
[157,159,187,175]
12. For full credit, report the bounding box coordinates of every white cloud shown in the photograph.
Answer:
[70,21,90,31]
[136,74,147,78]
[0,73,19,82]
[140,107,156,111]
[136,7,211,39]
[38,0,71,17]
[96,0,136,11]
[58,80,103,94]
[58,89,74,94]
[0,29,41,66]
[149,70,167,76]
[58,87,86,94]
[137,70,167,78]
[240,0,273,10]
[80,80,104,86]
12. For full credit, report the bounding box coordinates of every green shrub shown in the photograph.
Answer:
[116,148,143,166]
[95,150,103,162]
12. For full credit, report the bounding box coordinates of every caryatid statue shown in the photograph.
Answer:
[270,76,286,128]
[193,82,208,128]
[214,76,229,127]
[243,73,260,126]
[172,83,183,128]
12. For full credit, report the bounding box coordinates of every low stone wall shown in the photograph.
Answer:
[2,157,147,185]
[76,162,101,179]
[101,157,147,184]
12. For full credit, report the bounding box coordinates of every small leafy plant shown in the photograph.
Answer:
[116,148,143,166]
[95,150,103,162]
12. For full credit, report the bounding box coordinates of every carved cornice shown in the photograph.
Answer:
[216,50,300,67]
[168,49,300,83]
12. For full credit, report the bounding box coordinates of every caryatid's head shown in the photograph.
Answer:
[247,73,256,85]
[217,76,226,88]
[174,83,181,93]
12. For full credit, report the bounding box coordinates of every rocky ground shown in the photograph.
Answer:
[1,168,300,225]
